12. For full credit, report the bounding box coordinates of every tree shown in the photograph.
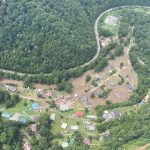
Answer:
[114,45,124,57]
[85,75,91,83]
[39,137,49,150]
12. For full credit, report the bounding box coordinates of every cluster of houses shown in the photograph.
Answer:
[61,112,96,134]
[55,95,75,112]
[103,110,122,121]
[1,112,28,124]
[1,102,41,123]
[61,137,92,148]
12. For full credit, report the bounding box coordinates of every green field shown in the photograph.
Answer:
[1,99,41,118]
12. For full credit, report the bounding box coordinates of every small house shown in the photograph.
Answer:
[95,77,101,83]
[20,118,27,124]
[111,110,122,118]
[70,125,79,130]
[24,144,32,150]
[9,114,19,121]
[59,104,71,112]
[86,115,97,120]
[76,111,84,118]
[32,103,39,110]
[64,95,71,100]
[103,110,122,121]
[83,120,91,125]
[30,115,40,122]
[61,123,68,129]
[100,130,110,141]
[84,138,91,145]
[80,96,91,107]
[7,86,17,93]
[62,142,69,148]
[87,125,95,131]
[31,124,37,133]
[50,113,56,121]
[1,112,12,118]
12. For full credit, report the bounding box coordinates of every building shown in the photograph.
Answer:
[9,114,19,121]
[1,112,12,118]
[7,86,17,93]
[105,15,118,26]
[84,138,91,145]
[59,104,71,112]
[32,103,39,110]
[31,124,37,133]
[87,125,95,131]
[50,113,56,121]
[103,110,122,121]
[64,95,71,100]
[83,120,91,125]
[61,123,68,129]
[24,144,32,150]
[80,96,91,107]
[30,115,40,122]
[86,115,97,120]
[62,142,69,148]
[95,77,101,83]
[100,130,110,141]
[76,111,84,118]
[70,125,79,130]
[20,118,27,124]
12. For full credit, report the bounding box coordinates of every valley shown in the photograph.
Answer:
[0,2,150,150]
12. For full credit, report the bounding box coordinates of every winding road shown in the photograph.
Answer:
[0,5,149,76]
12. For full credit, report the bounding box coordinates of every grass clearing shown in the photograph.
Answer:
[1,99,41,118]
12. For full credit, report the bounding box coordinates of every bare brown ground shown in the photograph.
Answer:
[136,144,150,150]
[72,37,138,107]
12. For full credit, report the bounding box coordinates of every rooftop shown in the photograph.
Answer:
[32,103,39,110]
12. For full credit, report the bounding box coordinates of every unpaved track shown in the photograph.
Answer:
[0,5,150,76]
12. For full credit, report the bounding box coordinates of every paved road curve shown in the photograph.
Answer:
[0,5,149,76]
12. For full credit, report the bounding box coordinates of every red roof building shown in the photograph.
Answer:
[75,112,84,117]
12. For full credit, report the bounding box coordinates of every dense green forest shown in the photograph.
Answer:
[0,89,20,108]
[0,0,96,73]
[0,118,22,150]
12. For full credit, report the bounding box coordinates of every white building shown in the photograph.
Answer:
[70,125,79,130]
[105,15,118,26]
[86,115,97,120]
[87,125,95,131]
[62,142,69,148]
[50,113,56,121]
[61,123,68,129]
[9,114,19,121]
[59,104,71,112]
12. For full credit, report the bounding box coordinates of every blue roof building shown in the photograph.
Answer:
[20,118,27,124]
[32,103,39,110]
[1,112,12,118]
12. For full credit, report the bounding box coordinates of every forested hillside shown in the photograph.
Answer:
[0,0,96,73]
